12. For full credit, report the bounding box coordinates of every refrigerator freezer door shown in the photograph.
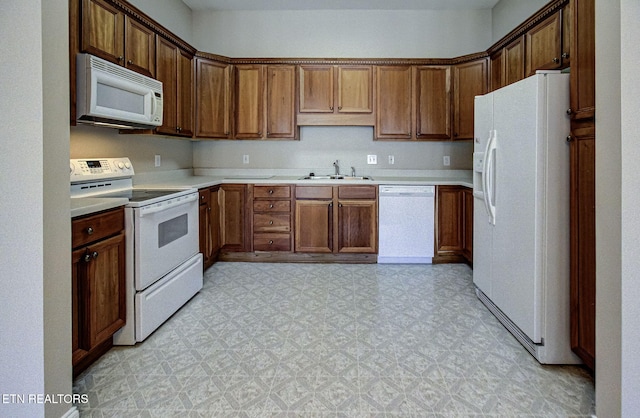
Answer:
[472,93,494,297]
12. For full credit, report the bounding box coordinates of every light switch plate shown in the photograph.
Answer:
[154,155,161,167]
[367,155,377,164]
[243,155,249,164]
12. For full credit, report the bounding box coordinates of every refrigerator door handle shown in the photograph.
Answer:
[485,130,497,225]
[481,130,493,222]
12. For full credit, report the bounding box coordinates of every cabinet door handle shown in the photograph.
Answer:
[562,52,570,59]
[83,253,92,263]
[118,56,124,62]
[552,57,560,64]
[92,251,99,259]
[566,135,574,143]
[86,227,94,235]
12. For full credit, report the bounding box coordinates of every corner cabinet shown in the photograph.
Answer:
[453,58,488,140]
[195,58,231,138]
[72,207,126,377]
[156,36,194,137]
[199,186,221,270]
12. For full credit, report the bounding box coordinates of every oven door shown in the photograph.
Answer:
[133,192,199,290]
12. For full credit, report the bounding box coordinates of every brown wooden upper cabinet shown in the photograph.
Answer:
[195,58,231,138]
[299,65,372,113]
[234,65,264,139]
[266,65,298,139]
[375,65,412,140]
[453,58,488,140]
[415,66,451,140]
[298,65,373,126]
[81,0,155,77]
[155,36,194,137]
[491,36,525,91]
[233,65,297,140]
[525,10,567,76]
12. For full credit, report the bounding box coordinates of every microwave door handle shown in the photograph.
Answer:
[138,194,198,217]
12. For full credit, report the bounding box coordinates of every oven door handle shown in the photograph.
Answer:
[138,193,198,217]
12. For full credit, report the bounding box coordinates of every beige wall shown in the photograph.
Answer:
[190,8,493,172]
[491,0,550,43]
[1,0,71,417]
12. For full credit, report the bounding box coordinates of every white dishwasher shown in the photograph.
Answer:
[378,185,435,263]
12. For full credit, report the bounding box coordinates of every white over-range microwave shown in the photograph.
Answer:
[76,53,163,129]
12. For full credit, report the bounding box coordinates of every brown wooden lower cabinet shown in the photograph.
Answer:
[199,185,221,270]
[219,184,249,252]
[569,121,596,371]
[295,185,377,254]
[434,185,472,264]
[251,185,294,252]
[72,207,126,377]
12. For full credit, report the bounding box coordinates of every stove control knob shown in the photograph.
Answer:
[117,161,125,170]
[124,161,131,169]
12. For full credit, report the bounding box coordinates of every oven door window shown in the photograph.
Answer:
[158,213,188,248]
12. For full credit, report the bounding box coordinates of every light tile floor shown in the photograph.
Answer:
[73,262,595,417]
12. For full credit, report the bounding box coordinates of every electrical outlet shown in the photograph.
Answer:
[367,155,377,165]
[154,155,161,167]
[443,155,450,166]
[388,155,395,165]
[243,154,249,164]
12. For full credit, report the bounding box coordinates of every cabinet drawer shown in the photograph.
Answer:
[253,213,291,232]
[253,185,291,198]
[253,200,291,212]
[296,186,333,199]
[338,185,377,199]
[72,208,124,248]
[253,233,291,251]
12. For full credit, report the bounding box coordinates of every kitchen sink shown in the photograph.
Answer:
[299,175,374,181]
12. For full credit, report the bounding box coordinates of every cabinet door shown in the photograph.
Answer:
[490,49,505,92]
[436,186,463,254]
[561,2,572,68]
[210,187,221,259]
[234,65,264,139]
[463,188,474,263]
[415,66,451,140]
[124,16,155,77]
[299,65,334,113]
[337,200,377,253]
[196,59,231,138]
[337,66,373,113]
[453,59,487,140]
[81,0,124,65]
[569,0,595,120]
[220,185,248,251]
[569,123,596,370]
[504,35,525,86]
[295,200,333,253]
[177,49,194,137]
[375,65,412,140]
[267,65,297,139]
[525,11,562,76]
[85,233,126,347]
[155,36,178,136]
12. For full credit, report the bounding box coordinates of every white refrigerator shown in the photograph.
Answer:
[472,71,580,364]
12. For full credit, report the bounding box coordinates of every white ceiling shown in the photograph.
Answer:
[181,0,501,12]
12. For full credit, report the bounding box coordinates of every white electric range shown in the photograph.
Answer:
[70,157,203,344]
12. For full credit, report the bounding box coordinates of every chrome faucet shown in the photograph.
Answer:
[333,160,340,176]
[351,166,356,177]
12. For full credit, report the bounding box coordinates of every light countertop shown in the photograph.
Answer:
[72,169,473,217]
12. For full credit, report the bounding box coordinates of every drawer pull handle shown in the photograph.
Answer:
[269,189,274,194]
[269,204,274,208]
[86,227,94,235]
[269,240,274,245]
[269,220,274,225]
